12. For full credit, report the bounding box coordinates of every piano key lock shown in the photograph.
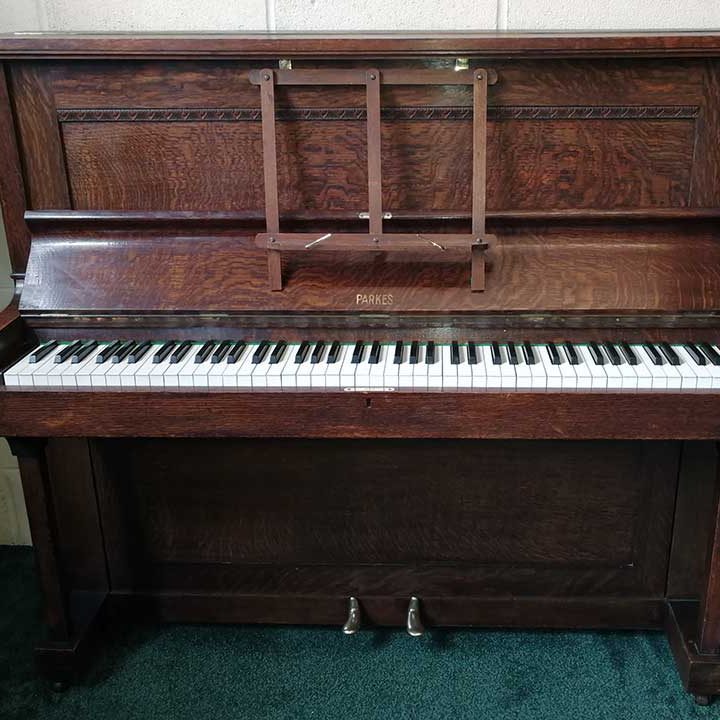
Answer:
[342,596,425,637]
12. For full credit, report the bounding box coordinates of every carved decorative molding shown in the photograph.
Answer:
[58,105,700,123]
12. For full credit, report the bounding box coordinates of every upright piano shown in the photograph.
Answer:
[1,31,720,703]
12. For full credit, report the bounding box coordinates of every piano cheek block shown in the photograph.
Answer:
[5,32,720,704]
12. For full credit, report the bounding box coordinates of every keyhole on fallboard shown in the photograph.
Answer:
[365,398,373,408]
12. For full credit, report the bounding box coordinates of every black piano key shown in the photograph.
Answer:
[169,340,192,363]
[269,341,287,364]
[72,340,98,364]
[327,341,341,364]
[684,342,707,366]
[393,341,404,365]
[153,341,176,364]
[425,341,436,365]
[659,342,681,366]
[546,342,561,365]
[369,341,382,365]
[506,341,519,365]
[563,341,579,365]
[351,341,365,364]
[450,341,460,365]
[643,343,663,366]
[619,342,639,366]
[29,340,58,363]
[227,341,246,364]
[603,342,622,366]
[467,341,478,365]
[112,340,137,363]
[55,340,84,364]
[211,340,232,364]
[588,341,605,365]
[98,340,123,363]
[128,340,152,364]
[522,342,536,365]
[195,340,216,363]
[310,341,326,364]
[491,341,502,365]
[252,340,270,364]
[409,341,420,365]
[295,341,311,364]
[698,342,720,366]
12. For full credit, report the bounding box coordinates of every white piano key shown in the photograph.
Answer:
[630,346,654,390]
[235,344,258,388]
[340,345,358,389]
[120,349,157,388]
[368,345,386,388]
[162,353,195,388]
[4,348,41,386]
[576,346,607,389]
[615,357,638,390]
[62,346,105,388]
[266,346,292,389]
[442,345,457,390]
[325,344,347,389]
[295,348,315,388]
[675,346,710,389]
[250,352,274,389]
[412,344,428,390]
[469,346,486,389]
[544,348,563,389]
[514,351,533,390]
[383,344,400,389]
[427,345,442,389]
[482,345,502,389]
[310,345,329,388]
[207,353,230,388]
[397,345,415,389]
[457,344,473,389]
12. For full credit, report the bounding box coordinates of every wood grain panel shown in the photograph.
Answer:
[93,438,676,596]
[689,61,720,206]
[9,64,70,209]
[62,122,264,211]
[19,226,720,313]
[48,59,705,109]
[2,389,720,440]
[61,117,694,212]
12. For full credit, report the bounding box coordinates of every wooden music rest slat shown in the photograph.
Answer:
[249,66,498,292]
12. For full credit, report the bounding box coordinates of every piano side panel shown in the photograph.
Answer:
[91,439,678,620]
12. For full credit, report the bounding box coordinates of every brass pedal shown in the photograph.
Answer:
[406,596,425,637]
[342,597,361,635]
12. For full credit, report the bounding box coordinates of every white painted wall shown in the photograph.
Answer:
[0,1,718,544]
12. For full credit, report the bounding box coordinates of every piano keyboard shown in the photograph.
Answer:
[5,339,720,391]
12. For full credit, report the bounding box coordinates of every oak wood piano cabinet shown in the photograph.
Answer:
[1,31,720,704]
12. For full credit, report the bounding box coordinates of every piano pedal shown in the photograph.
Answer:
[406,596,425,637]
[342,596,362,635]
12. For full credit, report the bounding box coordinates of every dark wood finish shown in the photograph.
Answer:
[698,451,720,653]
[8,64,70,210]
[3,33,720,59]
[666,601,720,697]
[0,65,29,273]
[7,438,70,640]
[667,443,718,599]
[4,32,720,697]
[2,389,720,440]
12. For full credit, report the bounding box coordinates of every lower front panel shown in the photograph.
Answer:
[86,439,679,628]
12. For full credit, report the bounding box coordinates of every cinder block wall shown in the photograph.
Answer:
[0,1,718,544]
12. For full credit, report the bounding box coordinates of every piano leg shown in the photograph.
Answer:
[665,442,720,702]
[9,437,108,688]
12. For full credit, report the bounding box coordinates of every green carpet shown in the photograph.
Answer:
[2,546,720,720]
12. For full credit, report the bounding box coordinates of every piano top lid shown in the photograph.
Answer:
[1,31,720,59]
